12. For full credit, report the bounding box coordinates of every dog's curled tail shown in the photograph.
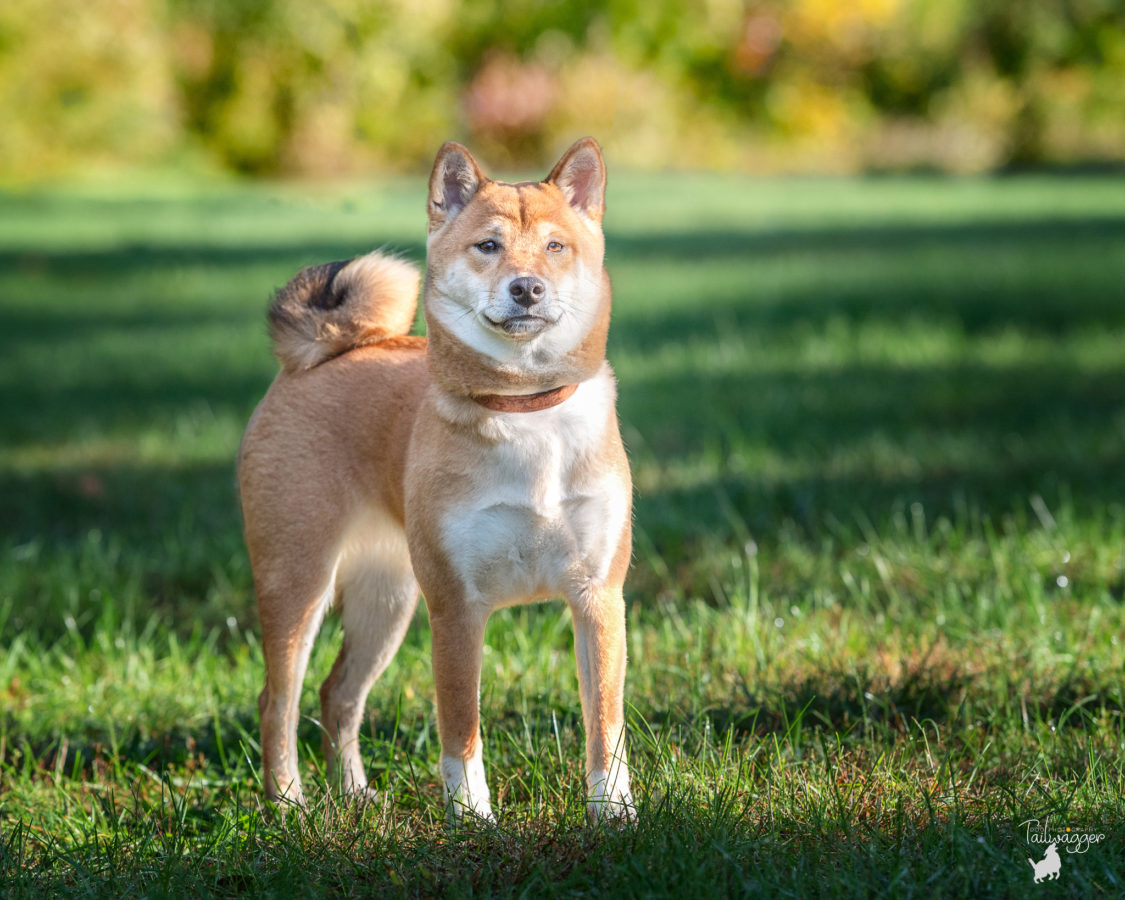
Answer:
[267,251,421,373]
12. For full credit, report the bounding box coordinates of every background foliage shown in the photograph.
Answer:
[2,0,1124,179]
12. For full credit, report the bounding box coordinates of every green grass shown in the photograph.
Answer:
[2,172,1125,896]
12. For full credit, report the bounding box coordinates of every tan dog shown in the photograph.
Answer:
[238,138,633,823]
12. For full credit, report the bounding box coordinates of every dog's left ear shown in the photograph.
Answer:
[546,137,606,223]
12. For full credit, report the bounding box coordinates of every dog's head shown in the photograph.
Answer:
[423,139,610,389]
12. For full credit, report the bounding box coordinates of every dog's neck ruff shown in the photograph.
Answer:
[471,383,578,413]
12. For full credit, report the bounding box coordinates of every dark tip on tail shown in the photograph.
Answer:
[265,251,422,373]
[268,259,351,324]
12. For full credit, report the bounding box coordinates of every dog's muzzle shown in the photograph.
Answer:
[486,276,555,337]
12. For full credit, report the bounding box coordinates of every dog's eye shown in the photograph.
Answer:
[476,239,499,253]
[546,240,564,252]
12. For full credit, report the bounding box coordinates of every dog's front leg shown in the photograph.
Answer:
[429,605,494,822]
[569,583,634,823]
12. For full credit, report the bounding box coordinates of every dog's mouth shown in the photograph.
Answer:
[484,314,553,337]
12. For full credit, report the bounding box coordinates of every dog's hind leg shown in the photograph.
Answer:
[256,564,335,807]
[320,548,418,799]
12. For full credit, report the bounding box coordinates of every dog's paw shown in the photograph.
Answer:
[262,783,308,821]
[586,768,636,824]
[446,788,496,825]
[441,755,495,825]
[586,791,636,824]
[265,778,308,810]
[448,798,497,825]
[340,784,380,806]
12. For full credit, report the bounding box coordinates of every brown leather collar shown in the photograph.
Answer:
[471,383,578,413]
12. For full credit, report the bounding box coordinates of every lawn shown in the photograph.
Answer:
[2,171,1124,896]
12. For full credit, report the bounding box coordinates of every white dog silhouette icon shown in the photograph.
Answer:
[1028,842,1061,883]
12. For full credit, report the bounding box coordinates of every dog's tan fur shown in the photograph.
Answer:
[238,138,633,822]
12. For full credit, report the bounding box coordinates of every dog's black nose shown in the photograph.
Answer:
[508,276,546,308]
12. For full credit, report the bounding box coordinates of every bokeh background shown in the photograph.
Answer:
[4,3,1125,894]
[3,0,1125,181]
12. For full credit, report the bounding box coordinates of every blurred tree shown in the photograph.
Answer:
[0,0,177,179]
[0,0,1122,179]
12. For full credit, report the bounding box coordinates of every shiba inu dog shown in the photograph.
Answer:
[238,138,634,823]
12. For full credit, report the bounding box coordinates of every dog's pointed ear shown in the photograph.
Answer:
[545,137,606,223]
[428,142,486,232]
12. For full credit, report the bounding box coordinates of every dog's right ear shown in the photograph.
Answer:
[428,142,486,233]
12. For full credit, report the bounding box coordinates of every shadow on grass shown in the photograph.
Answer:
[609,221,1125,341]
[626,358,1125,550]
[4,210,1123,273]
[0,239,425,280]
[1,461,240,548]
[4,210,1123,443]
[608,212,1125,265]
[666,668,1125,749]
[3,210,1125,630]
[1,361,273,447]
[6,346,1122,631]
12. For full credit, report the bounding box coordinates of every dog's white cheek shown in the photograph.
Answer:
[430,263,519,363]
[434,260,483,316]
[542,260,599,354]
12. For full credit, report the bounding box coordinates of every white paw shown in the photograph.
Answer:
[587,767,635,823]
[266,777,308,809]
[441,754,495,823]
[329,762,379,803]
[341,784,380,805]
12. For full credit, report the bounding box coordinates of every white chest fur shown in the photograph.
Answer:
[438,370,628,609]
